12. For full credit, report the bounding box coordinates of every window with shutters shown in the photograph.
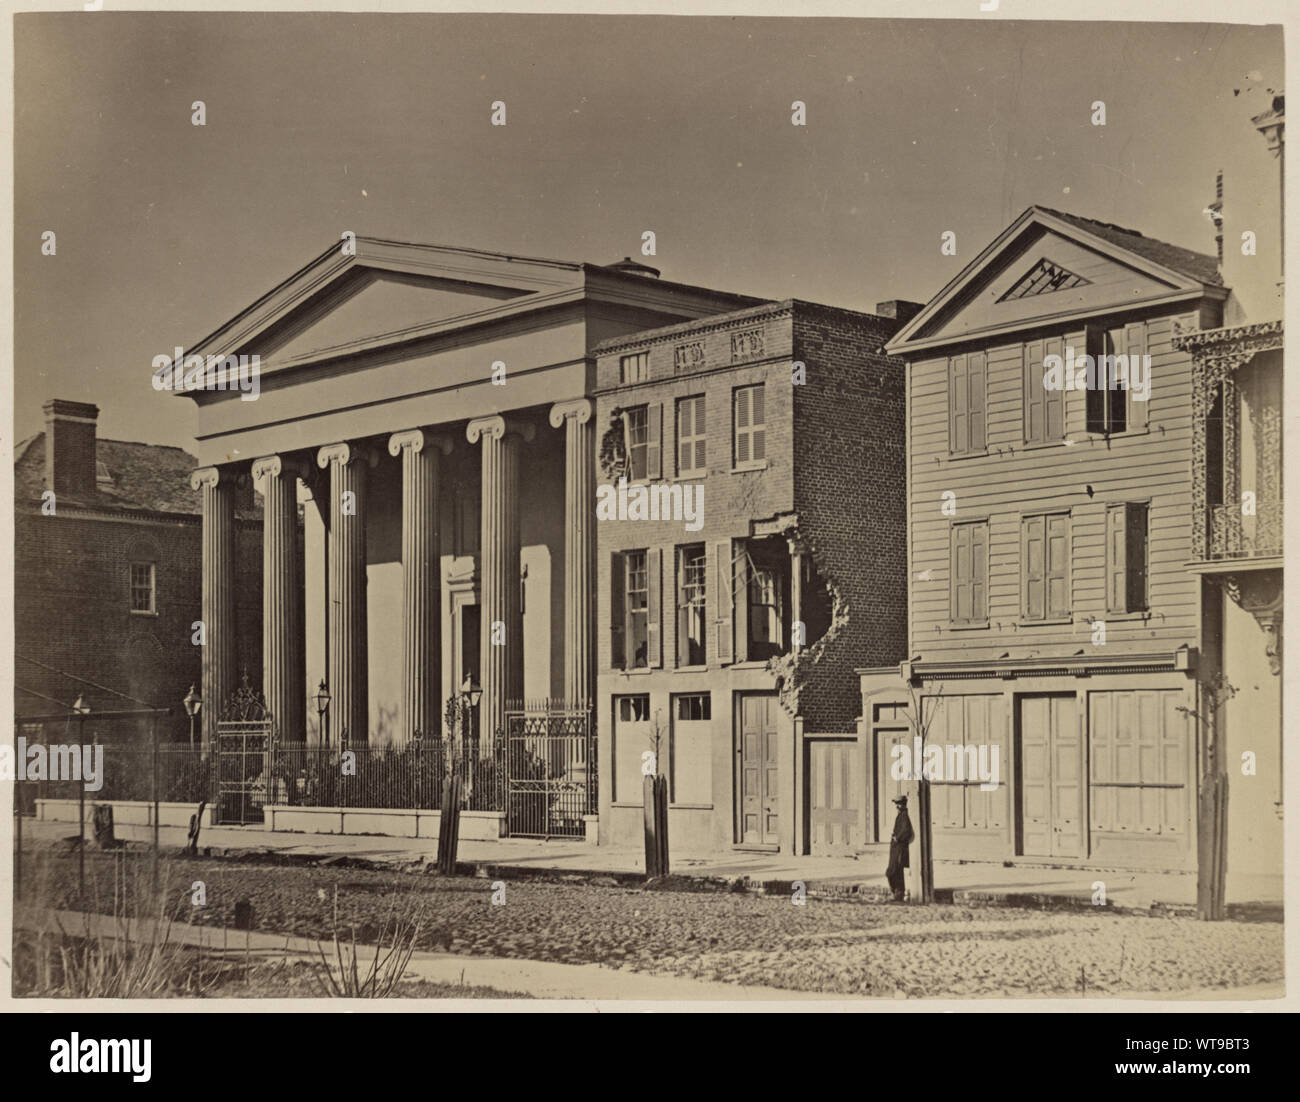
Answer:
[620,352,649,384]
[949,521,989,625]
[623,406,649,481]
[948,351,987,454]
[1106,502,1149,614]
[732,384,766,469]
[1022,512,1070,621]
[624,551,649,668]
[676,395,707,476]
[130,562,156,614]
[1023,337,1066,444]
[676,544,707,666]
[1085,324,1147,435]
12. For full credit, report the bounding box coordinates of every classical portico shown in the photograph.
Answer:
[176,237,760,748]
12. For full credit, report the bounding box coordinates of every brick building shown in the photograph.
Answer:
[13,399,262,745]
[592,299,912,854]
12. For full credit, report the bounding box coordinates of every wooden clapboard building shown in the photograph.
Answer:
[859,204,1231,873]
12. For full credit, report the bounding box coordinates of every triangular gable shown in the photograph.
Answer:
[248,268,528,364]
[886,207,1220,357]
[183,237,584,367]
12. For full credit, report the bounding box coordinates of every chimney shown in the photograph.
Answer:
[875,300,925,326]
[43,399,99,497]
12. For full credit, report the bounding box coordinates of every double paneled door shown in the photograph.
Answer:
[1017,694,1082,858]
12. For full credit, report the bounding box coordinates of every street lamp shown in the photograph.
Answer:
[183,684,202,751]
[316,679,331,748]
[460,674,482,739]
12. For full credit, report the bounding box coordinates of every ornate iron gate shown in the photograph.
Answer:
[504,705,594,838]
[215,677,274,825]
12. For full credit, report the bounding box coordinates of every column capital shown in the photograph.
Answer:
[316,442,380,470]
[388,428,455,458]
[192,465,248,491]
[549,398,593,429]
[251,454,309,484]
[467,415,535,445]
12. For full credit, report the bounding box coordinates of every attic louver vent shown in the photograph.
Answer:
[999,258,1090,301]
[96,461,113,485]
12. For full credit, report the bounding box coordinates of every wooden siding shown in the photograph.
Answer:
[909,309,1203,663]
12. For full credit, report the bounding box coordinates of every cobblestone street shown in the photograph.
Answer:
[24,845,1284,999]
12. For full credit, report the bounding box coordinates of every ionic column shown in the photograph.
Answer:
[317,442,376,745]
[549,399,595,708]
[191,466,238,751]
[467,415,534,742]
[252,455,306,741]
[388,429,453,742]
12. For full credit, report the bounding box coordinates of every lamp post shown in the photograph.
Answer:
[461,674,483,742]
[183,685,202,752]
[316,679,331,749]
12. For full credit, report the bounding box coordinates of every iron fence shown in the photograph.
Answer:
[269,737,506,811]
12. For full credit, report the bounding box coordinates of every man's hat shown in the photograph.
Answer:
[892,795,908,806]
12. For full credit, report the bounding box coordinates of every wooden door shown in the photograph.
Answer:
[876,728,910,842]
[1017,694,1081,858]
[807,739,859,853]
[737,694,780,845]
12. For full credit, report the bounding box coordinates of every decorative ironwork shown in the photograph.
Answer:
[1180,319,1284,561]
[221,671,272,723]
[504,706,594,838]
[216,671,274,824]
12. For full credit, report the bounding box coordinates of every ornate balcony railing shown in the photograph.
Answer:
[1207,501,1284,560]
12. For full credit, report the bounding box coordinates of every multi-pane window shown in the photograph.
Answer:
[733,384,766,467]
[620,352,649,384]
[1022,512,1070,620]
[676,395,706,476]
[625,551,649,668]
[624,406,649,481]
[949,351,987,454]
[950,521,989,624]
[130,562,156,614]
[1106,502,1149,614]
[1023,337,1066,444]
[676,544,707,666]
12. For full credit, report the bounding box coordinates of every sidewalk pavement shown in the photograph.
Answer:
[21,818,1283,914]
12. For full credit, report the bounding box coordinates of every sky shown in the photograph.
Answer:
[12,14,1284,452]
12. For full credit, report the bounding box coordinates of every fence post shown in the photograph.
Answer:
[77,712,87,900]
[643,773,668,879]
[437,774,463,875]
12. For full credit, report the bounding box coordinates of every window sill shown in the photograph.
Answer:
[731,461,769,474]
[1021,440,1068,451]
[947,621,990,631]
[1100,610,1152,622]
[1017,617,1073,627]
[727,659,778,670]
[946,451,989,462]
[609,667,654,676]
[130,610,159,617]
[673,665,710,673]
[669,803,714,811]
[673,471,707,482]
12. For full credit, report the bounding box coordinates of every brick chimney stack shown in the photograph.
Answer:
[875,300,926,326]
[43,398,99,496]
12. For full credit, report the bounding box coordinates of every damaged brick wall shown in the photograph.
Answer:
[789,303,908,733]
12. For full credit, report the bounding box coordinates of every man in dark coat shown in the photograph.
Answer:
[886,795,914,901]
